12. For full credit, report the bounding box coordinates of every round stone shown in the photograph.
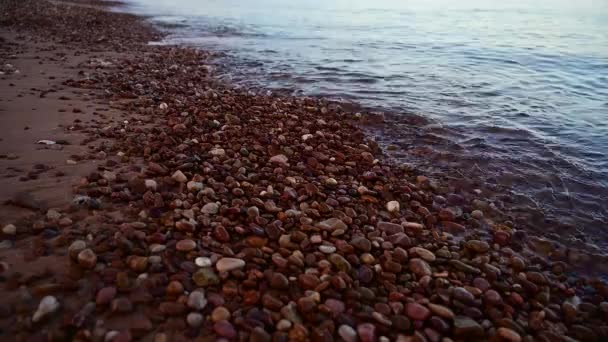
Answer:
[77,249,97,269]
[211,306,231,322]
[187,290,207,310]
[386,201,400,213]
[187,312,203,328]
[195,257,212,267]
[201,202,219,215]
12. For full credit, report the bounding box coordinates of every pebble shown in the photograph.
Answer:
[192,268,219,287]
[77,249,97,269]
[497,327,521,342]
[68,240,87,259]
[201,202,219,214]
[211,306,231,322]
[96,287,117,305]
[187,290,207,310]
[144,179,157,191]
[386,200,400,213]
[32,296,59,322]
[186,312,203,327]
[269,154,289,165]
[319,245,336,254]
[176,239,196,252]
[187,181,203,192]
[2,224,16,235]
[171,170,187,182]
[409,258,432,276]
[453,316,484,338]
[317,218,347,231]
[195,257,212,267]
[405,302,431,321]
[410,247,436,262]
[214,320,237,338]
[453,287,475,304]
[428,303,455,320]
[357,323,376,342]
[338,325,357,342]
[216,257,245,272]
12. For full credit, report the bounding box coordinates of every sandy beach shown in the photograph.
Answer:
[0,0,607,341]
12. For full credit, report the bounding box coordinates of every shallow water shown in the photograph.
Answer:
[120,0,608,248]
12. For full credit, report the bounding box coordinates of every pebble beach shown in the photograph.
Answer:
[0,0,607,341]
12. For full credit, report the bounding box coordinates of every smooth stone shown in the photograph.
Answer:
[211,307,231,322]
[453,287,475,304]
[377,221,403,235]
[410,247,436,262]
[96,287,117,306]
[195,257,212,267]
[201,202,219,214]
[187,181,203,192]
[328,253,352,272]
[187,312,203,328]
[351,236,372,252]
[317,218,347,231]
[32,296,60,322]
[171,170,187,183]
[319,245,336,254]
[453,316,484,338]
[269,154,289,165]
[338,325,357,342]
[216,258,246,272]
[428,303,454,320]
[77,249,97,269]
[409,258,432,276]
[466,240,490,253]
[214,320,237,338]
[357,323,376,342]
[386,201,400,213]
[187,291,207,310]
[405,302,431,321]
[497,327,521,342]
[2,224,16,235]
[192,268,220,287]
[68,240,87,259]
[176,239,196,252]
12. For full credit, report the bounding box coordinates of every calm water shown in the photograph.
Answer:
[121,0,608,248]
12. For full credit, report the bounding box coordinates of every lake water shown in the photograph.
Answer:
[120,0,608,248]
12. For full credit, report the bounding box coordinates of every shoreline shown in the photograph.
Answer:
[134,4,608,253]
[1,0,607,341]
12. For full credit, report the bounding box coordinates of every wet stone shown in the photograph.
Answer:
[378,222,403,235]
[409,258,432,276]
[192,268,220,287]
[211,306,231,322]
[96,287,117,306]
[77,249,97,269]
[216,257,245,272]
[214,320,237,338]
[187,290,207,310]
[406,303,431,321]
[351,236,372,252]
[453,316,484,338]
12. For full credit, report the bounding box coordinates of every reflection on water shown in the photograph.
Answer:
[121,0,608,247]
